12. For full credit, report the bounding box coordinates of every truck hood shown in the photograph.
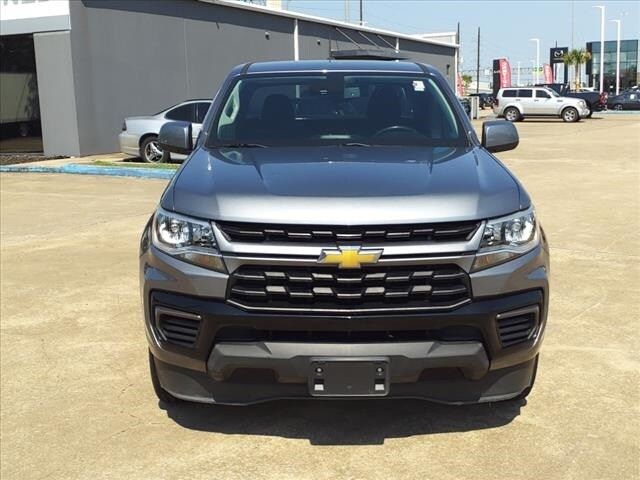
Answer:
[164,145,525,224]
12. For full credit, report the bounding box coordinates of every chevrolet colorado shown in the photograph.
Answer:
[141,60,549,406]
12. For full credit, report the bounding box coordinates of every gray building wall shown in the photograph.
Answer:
[54,0,455,156]
[33,31,81,156]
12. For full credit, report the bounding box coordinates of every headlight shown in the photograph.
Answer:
[151,208,226,272]
[472,207,539,271]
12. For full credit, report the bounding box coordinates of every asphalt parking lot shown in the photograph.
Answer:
[1,115,639,480]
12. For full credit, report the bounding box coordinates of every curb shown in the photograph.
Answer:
[0,163,176,179]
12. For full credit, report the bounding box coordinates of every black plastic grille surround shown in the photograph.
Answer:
[228,264,472,313]
[217,221,480,244]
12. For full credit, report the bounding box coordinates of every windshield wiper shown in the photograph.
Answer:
[339,142,371,147]
[217,143,267,148]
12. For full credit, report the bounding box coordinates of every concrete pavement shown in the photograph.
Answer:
[1,115,639,480]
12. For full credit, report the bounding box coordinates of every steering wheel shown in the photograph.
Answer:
[373,125,420,137]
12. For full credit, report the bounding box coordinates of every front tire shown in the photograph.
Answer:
[504,107,520,122]
[140,135,169,163]
[562,107,579,123]
[149,350,180,405]
[613,104,623,111]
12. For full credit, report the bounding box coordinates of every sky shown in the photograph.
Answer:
[283,0,640,81]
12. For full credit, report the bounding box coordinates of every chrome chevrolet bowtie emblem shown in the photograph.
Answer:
[318,246,383,269]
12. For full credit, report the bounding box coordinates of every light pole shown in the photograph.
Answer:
[593,6,605,93]
[530,60,536,85]
[610,19,621,95]
[530,38,540,84]
[517,61,521,86]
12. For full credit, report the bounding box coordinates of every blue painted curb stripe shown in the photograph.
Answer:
[0,163,176,179]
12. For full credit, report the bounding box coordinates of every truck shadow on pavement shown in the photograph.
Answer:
[162,398,524,445]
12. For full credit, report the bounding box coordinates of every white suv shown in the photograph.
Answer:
[493,87,590,122]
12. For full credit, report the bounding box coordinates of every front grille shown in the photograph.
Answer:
[496,307,539,347]
[228,264,471,313]
[155,308,201,348]
[217,221,480,244]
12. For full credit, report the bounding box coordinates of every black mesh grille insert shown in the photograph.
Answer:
[217,221,480,244]
[215,326,483,344]
[496,307,539,347]
[228,264,471,313]
[156,309,201,348]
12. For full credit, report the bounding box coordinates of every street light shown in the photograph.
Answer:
[593,6,605,93]
[610,19,621,95]
[530,38,540,84]
[530,59,536,85]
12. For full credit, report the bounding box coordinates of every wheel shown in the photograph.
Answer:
[140,135,169,163]
[149,350,180,404]
[503,107,520,122]
[561,107,579,123]
[586,108,593,118]
[613,104,623,111]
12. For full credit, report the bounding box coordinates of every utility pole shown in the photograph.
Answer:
[517,61,521,87]
[530,38,540,85]
[455,22,460,95]
[476,27,480,93]
[359,0,363,26]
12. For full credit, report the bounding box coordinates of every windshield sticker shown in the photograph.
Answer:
[413,80,425,92]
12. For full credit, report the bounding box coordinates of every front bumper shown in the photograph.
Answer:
[141,234,549,404]
[579,107,591,117]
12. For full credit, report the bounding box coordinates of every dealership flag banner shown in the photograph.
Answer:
[499,59,512,88]
[543,64,553,84]
[456,73,464,96]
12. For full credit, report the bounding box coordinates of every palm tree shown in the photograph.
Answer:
[461,74,473,94]
[563,49,592,90]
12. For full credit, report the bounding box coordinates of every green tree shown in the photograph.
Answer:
[563,49,592,90]
[461,74,473,94]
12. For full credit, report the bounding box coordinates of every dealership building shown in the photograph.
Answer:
[586,39,639,93]
[0,0,458,157]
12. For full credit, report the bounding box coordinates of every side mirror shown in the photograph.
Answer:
[481,120,519,153]
[158,121,193,154]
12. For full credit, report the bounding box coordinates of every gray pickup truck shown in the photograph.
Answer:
[141,60,549,406]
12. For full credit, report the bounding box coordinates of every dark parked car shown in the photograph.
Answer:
[536,83,606,117]
[144,60,549,407]
[607,91,640,111]
[469,93,495,109]
[458,97,471,116]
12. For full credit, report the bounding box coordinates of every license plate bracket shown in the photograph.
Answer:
[309,358,390,397]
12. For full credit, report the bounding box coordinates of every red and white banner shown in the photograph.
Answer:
[499,58,512,88]
[456,73,464,96]
[543,64,553,84]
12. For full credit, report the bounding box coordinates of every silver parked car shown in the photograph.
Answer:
[493,87,589,122]
[118,100,211,162]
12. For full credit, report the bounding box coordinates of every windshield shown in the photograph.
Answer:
[208,73,467,148]
[545,88,559,97]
